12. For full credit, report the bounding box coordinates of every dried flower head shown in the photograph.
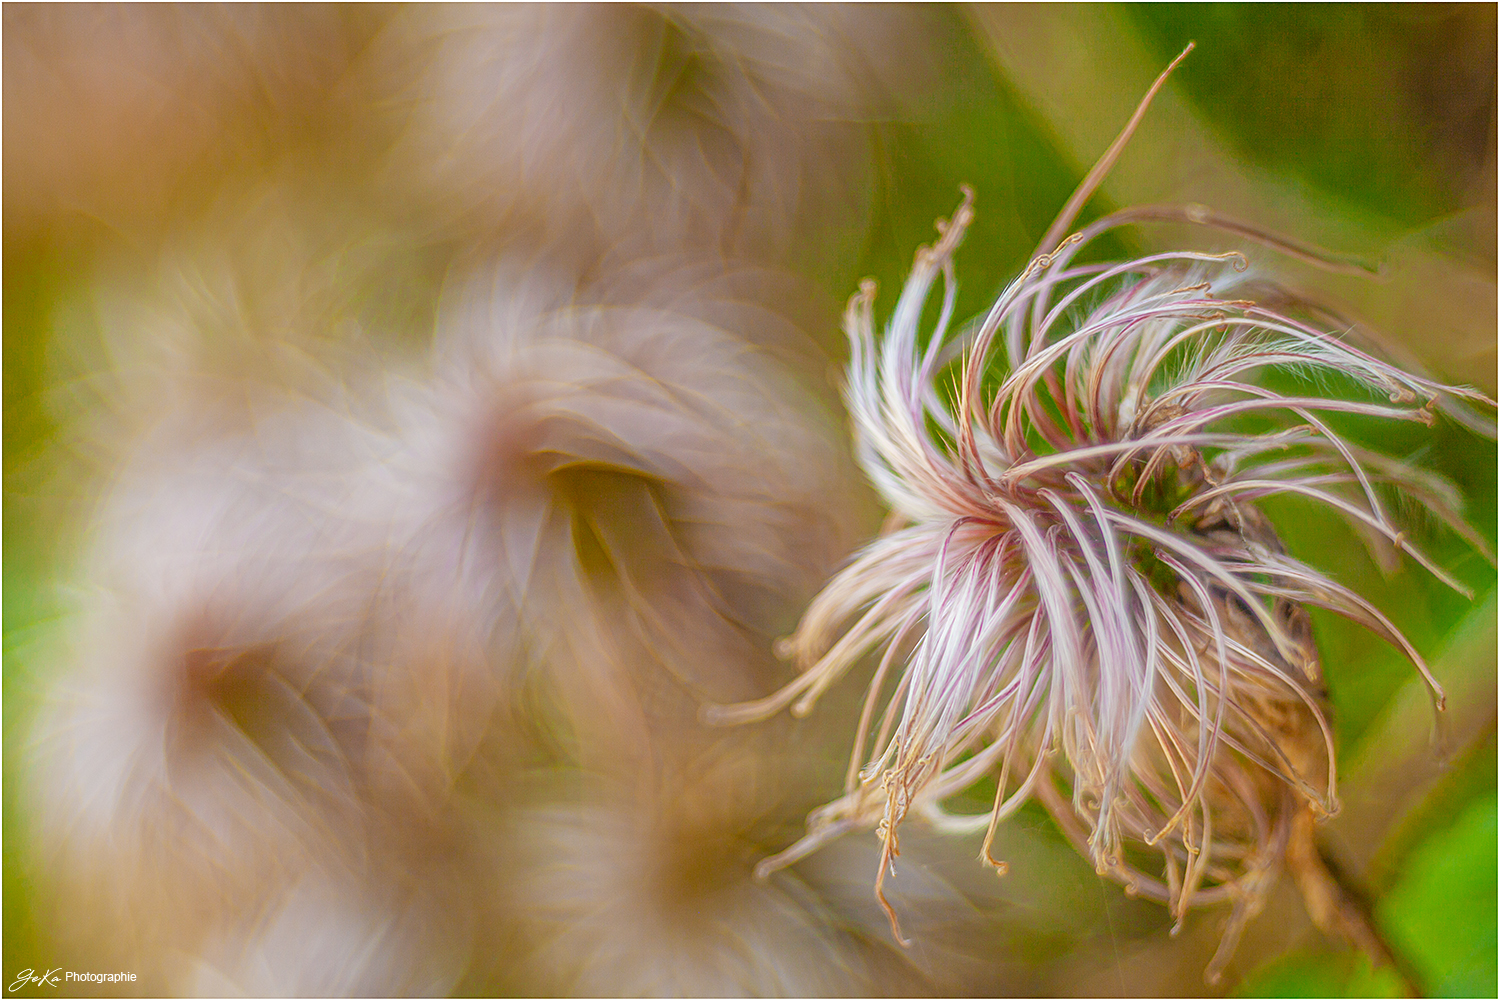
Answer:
[709,53,1494,979]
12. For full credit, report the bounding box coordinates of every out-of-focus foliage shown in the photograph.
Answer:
[4,4,1494,997]
[1233,951,1404,999]
[1378,793,1498,997]
[1129,4,1494,229]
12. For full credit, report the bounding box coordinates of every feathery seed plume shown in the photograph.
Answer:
[710,50,1494,980]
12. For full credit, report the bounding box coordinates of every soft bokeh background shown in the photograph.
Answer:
[5,4,1495,997]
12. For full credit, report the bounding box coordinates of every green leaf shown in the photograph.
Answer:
[1378,793,1498,997]
[1233,950,1404,998]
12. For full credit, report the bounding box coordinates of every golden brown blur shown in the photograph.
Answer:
[5,5,1495,998]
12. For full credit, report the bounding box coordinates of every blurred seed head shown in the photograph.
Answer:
[405,258,870,728]
[21,48,883,985]
[472,757,920,998]
[365,3,938,271]
[24,383,506,981]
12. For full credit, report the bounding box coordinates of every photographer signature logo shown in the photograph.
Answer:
[9,970,61,991]
[10,969,137,991]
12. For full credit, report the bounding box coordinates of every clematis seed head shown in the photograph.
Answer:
[710,58,1494,979]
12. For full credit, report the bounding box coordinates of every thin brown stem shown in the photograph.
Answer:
[1036,41,1195,257]
[1287,805,1425,997]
